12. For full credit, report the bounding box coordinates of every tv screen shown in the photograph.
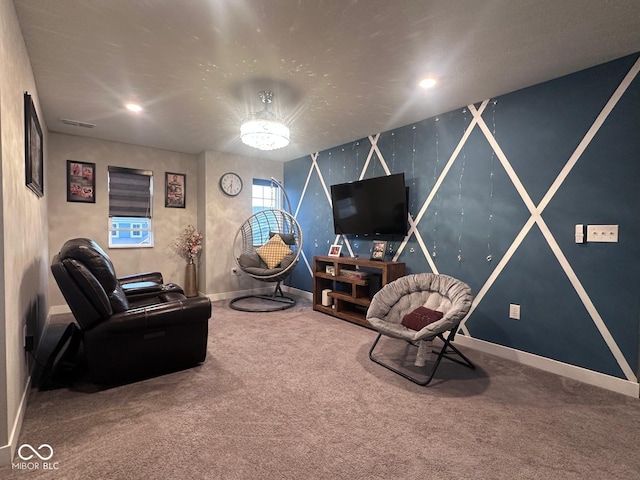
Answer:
[331,173,408,237]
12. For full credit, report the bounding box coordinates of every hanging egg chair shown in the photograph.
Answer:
[230,178,303,312]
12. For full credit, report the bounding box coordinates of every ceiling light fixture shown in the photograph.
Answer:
[126,103,143,112]
[418,77,437,89]
[240,91,290,151]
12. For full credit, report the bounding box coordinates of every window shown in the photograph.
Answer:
[108,166,153,248]
[251,179,282,246]
[252,178,281,214]
[131,222,143,238]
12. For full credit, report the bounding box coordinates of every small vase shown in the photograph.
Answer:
[184,258,198,297]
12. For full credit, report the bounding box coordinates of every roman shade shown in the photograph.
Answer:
[108,166,152,218]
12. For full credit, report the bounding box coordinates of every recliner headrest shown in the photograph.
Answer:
[58,238,129,313]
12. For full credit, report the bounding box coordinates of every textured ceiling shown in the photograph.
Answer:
[13,0,640,162]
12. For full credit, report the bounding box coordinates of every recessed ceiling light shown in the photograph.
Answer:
[126,103,143,112]
[418,78,437,89]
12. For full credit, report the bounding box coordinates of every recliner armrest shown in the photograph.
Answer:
[94,296,211,333]
[121,281,184,301]
[118,271,164,285]
[121,281,164,296]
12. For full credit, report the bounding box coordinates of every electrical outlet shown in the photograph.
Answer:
[586,224,618,243]
[509,304,521,320]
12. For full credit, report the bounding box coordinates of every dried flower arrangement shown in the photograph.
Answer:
[173,225,203,262]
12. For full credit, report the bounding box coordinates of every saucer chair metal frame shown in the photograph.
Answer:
[230,179,303,312]
[366,273,475,386]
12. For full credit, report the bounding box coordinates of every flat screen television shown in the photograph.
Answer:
[331,173,408,237]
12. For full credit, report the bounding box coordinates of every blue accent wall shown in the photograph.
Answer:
[284,53,640,381]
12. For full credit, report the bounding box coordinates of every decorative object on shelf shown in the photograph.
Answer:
[371,240,387,261]
[312,255,406,329]
[219,172,242,197]
[66,160,95,203]
[24,92,44,197]
[321,288,333,307]
[173,225,203,297]
[328,244,342,257]
[240,91,290,151]
[165,172,186,208]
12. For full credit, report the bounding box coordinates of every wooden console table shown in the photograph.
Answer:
[312,255,406,328]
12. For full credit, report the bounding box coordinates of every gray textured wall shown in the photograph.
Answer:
[0,0,49,462]
[199,150,283,299]
[47,134,284,306]
[47,133,199,307]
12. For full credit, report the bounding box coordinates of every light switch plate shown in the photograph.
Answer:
[586,225,618,243]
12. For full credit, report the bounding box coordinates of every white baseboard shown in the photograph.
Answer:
[0,374,32,467]
[49,304,71,316]
[282,286,312,300]
[206,286,275,302]
[207,285,313,303]
[455,335,639,398]
[50,295,638,398]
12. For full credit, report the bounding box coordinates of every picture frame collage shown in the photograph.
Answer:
[63,164,188,209]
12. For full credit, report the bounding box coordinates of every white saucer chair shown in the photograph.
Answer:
[366,273,475,385]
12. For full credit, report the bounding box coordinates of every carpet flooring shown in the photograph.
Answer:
[2,297,640,479]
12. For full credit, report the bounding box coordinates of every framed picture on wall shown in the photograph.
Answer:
[165,172,186,208]
[66,160,96,203]
[24,92,44,198]
[371,240,387,261]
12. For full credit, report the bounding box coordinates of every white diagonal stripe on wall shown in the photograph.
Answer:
[458,216,537,336]
[462,61,640,380]
[408,215,439,274]
[293,153,318,219]
[538,217,637,381]
[537,56,640,214]
[393,101,487,261]
[313,153,333,207]
[359,134,377,180]
[291,58,639,380]
[368,134,391,176]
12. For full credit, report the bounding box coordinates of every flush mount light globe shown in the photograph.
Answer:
[240,91,290,151]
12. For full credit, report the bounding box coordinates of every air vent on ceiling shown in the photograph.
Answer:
[59,118,96,129]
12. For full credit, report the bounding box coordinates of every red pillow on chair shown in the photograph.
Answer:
[401,306,444,331]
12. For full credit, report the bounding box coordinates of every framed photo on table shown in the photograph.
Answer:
[328,244,342,257]
[67,160,96,203]
[371,240,387,261]
[24,92,44,197]
[165,172,186,208]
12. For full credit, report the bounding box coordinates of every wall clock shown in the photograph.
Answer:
[219,172,243,197]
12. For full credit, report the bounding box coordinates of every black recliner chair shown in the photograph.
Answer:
[50,238,211,384]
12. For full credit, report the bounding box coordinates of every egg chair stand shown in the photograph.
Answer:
[230,179,303,313]
[229,281,296,312]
